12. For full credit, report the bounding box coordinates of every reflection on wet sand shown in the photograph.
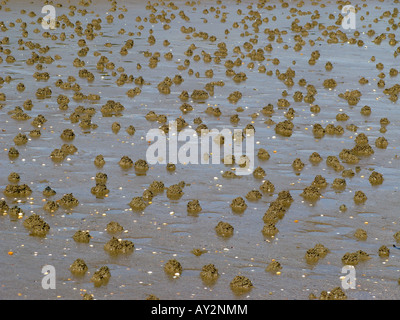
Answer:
[0,0,400,300]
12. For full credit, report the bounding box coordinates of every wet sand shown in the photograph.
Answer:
[0,0,400,300]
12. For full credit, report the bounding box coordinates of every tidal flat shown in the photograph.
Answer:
[0,0,400,300]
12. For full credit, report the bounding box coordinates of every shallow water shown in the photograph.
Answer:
[0,0,400,300]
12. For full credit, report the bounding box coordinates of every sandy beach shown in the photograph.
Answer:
[0,0,399,300]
